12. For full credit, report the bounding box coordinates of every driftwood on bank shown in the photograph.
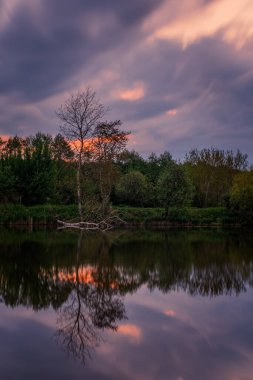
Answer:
[57,216,128,231]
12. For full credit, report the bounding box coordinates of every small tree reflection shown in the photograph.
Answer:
[55,231,126,364]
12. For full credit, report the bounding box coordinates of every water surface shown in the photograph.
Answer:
[0,228,253,380]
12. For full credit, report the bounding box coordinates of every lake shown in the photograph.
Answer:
[0,228,253,380]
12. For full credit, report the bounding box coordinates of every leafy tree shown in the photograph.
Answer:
[115,170,149,206]
[230,171,253,212]
[52,134,74,162]
[146,151,174,183]
[0,133,56,205]
[157,164,193,216]
[51,134,75,204]
[116,150,174,187]
[3,135,25,156]
[185,148,248,207]
[20,133,56,204]
[116,149,146,174]
[0,164,17,202]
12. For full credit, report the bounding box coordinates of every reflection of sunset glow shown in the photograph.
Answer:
[114,82,145,101]
[56,266,95,284]
[118,324,142,343]
[54,266,118,289]
[164,309,176,317]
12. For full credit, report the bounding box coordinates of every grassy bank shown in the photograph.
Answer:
[116,206,248,226]
[0,204,78,225]
[0,204,251,227]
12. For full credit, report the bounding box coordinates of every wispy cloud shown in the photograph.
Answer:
[148,0,253,49]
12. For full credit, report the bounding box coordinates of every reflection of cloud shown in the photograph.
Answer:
[150,0,253,49]
[113,82,145,101]
[0,0,21,30]
[164,309,176,317]
[118,324,142,343]
[0,306,56,330]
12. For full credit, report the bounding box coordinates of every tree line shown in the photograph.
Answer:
[0,88,252,217]
[0,132,252,214]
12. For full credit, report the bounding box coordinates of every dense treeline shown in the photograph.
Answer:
[0,133,252,215]
[0,133,75,205]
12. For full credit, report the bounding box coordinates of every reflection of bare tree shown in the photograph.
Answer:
[55,231,126,364]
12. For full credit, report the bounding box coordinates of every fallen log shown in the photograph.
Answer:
[57,215,128,231]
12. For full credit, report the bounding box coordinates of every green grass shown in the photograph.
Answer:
[115,206,163,223]
[0,204,251,226]
[115,205,246,226]
[0,204,78,225]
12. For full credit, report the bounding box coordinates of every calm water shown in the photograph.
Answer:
[0,228,253,380]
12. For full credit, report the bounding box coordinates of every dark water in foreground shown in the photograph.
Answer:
[0,228,253,380]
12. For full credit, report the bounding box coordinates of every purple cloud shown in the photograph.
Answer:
[0,0,252,161]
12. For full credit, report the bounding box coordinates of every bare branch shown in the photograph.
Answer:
[56,88,106,221]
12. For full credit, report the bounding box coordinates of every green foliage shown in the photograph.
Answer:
[185,148,248,207]
[0,204,249,225]
[0,131,252,226]
[115,205,163,223]
[0,132,76,205]
[117,150,146,174]
[116,150,173,184]
[52,133,74,161]
[163,207,239,225]
[230,172,253,212]
[0,204,28,223]
[0,164,17,202]
[115,170,150,206]
[157,164,194,215]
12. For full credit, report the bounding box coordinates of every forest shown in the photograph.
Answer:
[0,131,252,220]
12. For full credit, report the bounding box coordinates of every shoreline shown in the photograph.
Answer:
[0,204,252,228]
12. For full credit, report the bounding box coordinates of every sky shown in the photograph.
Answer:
[0,0,253,160]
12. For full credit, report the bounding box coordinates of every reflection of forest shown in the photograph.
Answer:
[0,229,252,363]
[0,229,253,308]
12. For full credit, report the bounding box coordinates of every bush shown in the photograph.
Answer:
[230,172,253,212]
[115,171,150,206]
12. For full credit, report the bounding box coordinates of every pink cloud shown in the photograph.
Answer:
[118,324,142,343]
[113,82,145,102]
[148,0,253,49]
[166,109,178,117]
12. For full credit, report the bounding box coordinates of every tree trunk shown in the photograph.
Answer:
[101,194,110,217]
[77,153,83,222]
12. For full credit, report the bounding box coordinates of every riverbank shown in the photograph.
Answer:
[0,204,251,227]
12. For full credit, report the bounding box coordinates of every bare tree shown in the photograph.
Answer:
[56,88,106,221]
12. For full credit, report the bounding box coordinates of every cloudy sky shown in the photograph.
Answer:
[0,0,253,160]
